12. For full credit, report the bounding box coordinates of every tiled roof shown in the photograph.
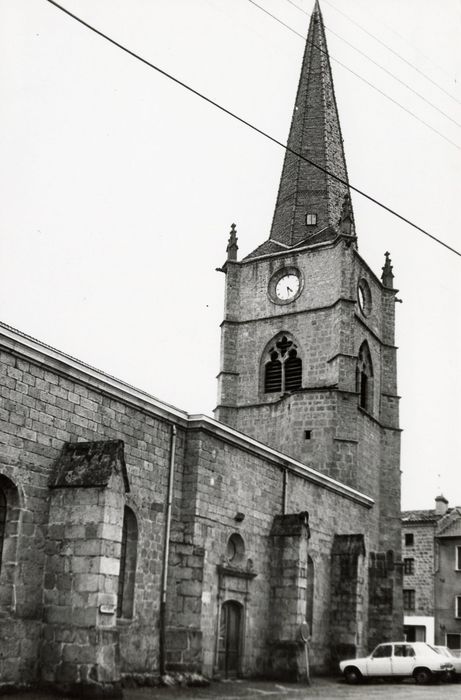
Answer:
[401,509,440,523]
[243,239,287,261]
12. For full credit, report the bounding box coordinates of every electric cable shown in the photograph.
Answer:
[43,0,461,258]
[248,0,461,151]
[285,0,461,106]
[319,0,461,106]
[324,24,461,130]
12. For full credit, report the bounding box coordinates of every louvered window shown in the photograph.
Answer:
[285,350,302,391]
[264,353,282,393]
[264,336,302,394]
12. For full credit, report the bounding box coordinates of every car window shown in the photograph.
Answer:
[372,644,392,658]
[394,644,414,657]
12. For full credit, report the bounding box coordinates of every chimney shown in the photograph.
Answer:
[435,494,448,516]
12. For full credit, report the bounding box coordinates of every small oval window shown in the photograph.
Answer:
[226,533,245,564]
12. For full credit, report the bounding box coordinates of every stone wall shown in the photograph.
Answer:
[171,422,374,676]
[401,522,436,617]
[0,320,400,690]
[0,334,187,691]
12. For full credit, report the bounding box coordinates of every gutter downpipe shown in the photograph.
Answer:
[159,423,177,676]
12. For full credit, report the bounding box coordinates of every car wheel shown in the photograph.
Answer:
[344,666,362,684]
[414,668,432,685]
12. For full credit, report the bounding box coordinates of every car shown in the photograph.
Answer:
[339,641,454,684]
[433,645,461,680]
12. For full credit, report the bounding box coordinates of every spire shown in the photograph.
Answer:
[269,1,352,248]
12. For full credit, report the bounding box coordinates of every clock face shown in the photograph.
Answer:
[275,274,300,301]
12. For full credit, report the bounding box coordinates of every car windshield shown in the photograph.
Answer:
[427,644,449,656]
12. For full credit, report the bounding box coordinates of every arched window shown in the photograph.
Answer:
[306,555,314,633]
[263,335,302,394]
[356,341,373,412]
[0,474,21,613]
[117,506,138,619]
[0,487,6,572]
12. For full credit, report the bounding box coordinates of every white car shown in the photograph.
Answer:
[339,641,454,684]
[433,645,461,680]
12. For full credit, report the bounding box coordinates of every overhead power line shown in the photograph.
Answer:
[249,0,461,151]
[285,0,461,107]
[324,24,461,130]
[43,0,461,258]
[320,0,461,107]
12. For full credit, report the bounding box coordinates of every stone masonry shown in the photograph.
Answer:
[0,1,403,695]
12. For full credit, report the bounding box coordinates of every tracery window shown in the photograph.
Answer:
[264,335,302,394]
[117,506,138,618]
[356,341,373,412]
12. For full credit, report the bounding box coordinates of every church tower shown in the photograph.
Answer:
[215,0,401,570]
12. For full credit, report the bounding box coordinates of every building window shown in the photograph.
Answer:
[117,506,138,619]
[447,633,461,650]
[0,475,21,613]
[226,533,245,564]
[306,213,317,226]
[357,279,372,317]
[456,545,461,571]
[405,533,414,547]
[403,558,415,575]
[356,341,373,412]
[455,596,461,619]
[0,487,6,573]
[403,589,415,611]
[306,555,314,634]
[263,335,302,394]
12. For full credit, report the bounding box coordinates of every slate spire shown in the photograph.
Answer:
[269,0,352,248]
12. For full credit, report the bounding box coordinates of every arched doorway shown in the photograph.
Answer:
[218,600,242,677]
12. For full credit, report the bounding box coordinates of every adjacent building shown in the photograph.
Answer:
[402,496,461,650]
[0,2,403,695]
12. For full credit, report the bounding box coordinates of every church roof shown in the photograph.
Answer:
[245,0,352,259]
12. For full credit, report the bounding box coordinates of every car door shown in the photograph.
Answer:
[367,644,393,676]
[391,643,416,676]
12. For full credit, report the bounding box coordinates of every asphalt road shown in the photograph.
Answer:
[124,677,461,699]
[8,678,461,699]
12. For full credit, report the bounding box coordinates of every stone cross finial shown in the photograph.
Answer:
[226,223,238,261]
[381,251,394,288]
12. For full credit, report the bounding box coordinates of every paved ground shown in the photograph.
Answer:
[123,677,461,699]
[7,677,461,699]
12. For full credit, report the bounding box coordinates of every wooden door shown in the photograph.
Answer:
[218,601,242,677]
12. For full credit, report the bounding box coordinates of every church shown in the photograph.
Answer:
[0,2,402,695]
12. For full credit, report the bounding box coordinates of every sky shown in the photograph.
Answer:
[0,0,460,510]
